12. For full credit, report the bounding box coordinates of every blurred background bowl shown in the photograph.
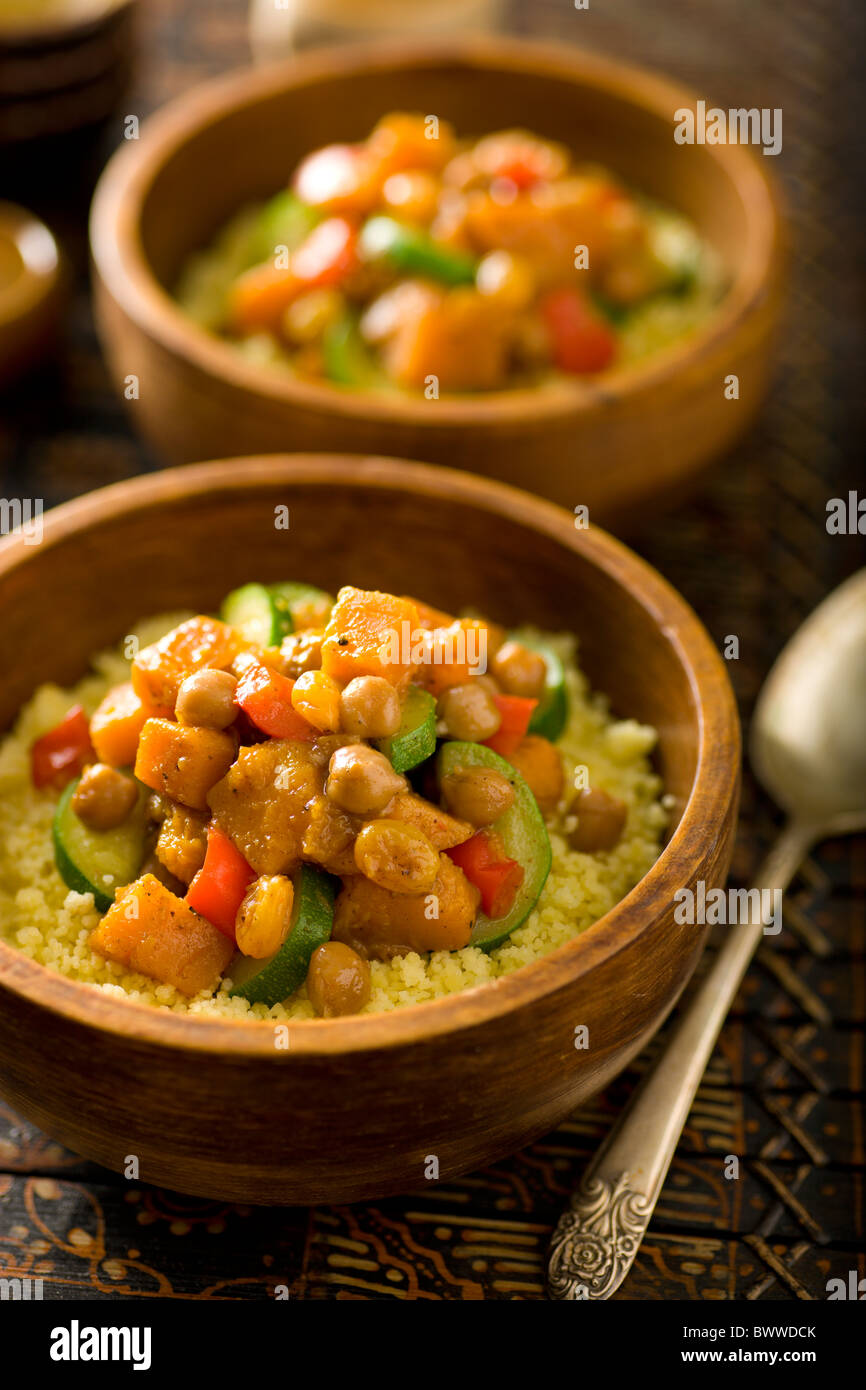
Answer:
[90,36,785,524]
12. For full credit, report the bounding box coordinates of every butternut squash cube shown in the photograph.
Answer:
[90,681,151,768]
[134,718,236,810]
[131,616,239,716]
[207,739,323,875]
[321,587,419,687]
[90,874,233,995]
[333,855,479,958]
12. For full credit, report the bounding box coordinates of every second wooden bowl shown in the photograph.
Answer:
[90,37,785,523]
[0,456,740,1203]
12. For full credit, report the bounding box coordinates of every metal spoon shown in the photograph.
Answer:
[547,569,866,1300]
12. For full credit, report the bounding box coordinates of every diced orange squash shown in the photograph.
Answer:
[417,617,505,696]
[229,262,299,335]
[381,792,473,850]
[131,616,239,717]
[89,682,151,767]
[366,113,456,178]
[385,288,513,391]
[90,873,233,995]
[463,176,633,285]
[402,596,454,630]
[321,587,419,687]
[333,855,479,958]
[134,718,236,810]
[208,740,323,875]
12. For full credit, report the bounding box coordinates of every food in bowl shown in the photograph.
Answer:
[0,583,666,1020]
[176,112,724,393]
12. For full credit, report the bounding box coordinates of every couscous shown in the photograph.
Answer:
[0,586,666,1021]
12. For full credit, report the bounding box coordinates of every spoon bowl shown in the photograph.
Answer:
[750,568,866,828]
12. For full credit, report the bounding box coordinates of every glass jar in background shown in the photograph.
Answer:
[249,0,506,62]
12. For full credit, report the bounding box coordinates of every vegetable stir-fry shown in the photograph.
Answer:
[177,113,723,392]
[35,584,632,1017]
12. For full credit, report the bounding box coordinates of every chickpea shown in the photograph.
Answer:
[71,764,138,830]
[279,629,323,678]
[476,250,535,309]
[354,819,440,894]
[340,676,401,739]
[307,941,371,1018]
[326,744,406,816]
[291,669,341,733]
[235,875,294,958]
[175,668,238,729]
[569,787,628,853]
[441,766,516,827]
[491,641,547,699]
[437,682,501,742]
[508,735,564,816]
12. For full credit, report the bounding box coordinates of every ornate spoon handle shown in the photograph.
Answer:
[547,820,815,1301]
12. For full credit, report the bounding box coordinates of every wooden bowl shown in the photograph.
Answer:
[0,456,740,1204]
[90,36,785,523]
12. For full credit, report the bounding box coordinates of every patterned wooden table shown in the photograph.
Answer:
[0,0,863,1300]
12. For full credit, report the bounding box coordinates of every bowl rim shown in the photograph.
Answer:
[89,33,784,430]
[0,455,740,1056]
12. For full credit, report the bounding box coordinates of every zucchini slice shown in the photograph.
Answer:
[437,742,551,952]
[221,582,292,647]
[228,863,337,1006]
[53,776,148,912]
[221,582,334,645]
[322,314,390,389]
[375,685,436,774]
[519,635,569,742]
[269,582,334,632]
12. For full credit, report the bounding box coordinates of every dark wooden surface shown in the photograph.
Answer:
[0,0,864,1300]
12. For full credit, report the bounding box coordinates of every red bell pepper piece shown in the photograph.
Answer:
[540,288,617,375]
[493,157,545,190]
[484,695,537,758]
[447,831,524,920]
[292,217,358,289]
[30,705,94,790]
[235,660,316,741]
[187,825,255,941]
